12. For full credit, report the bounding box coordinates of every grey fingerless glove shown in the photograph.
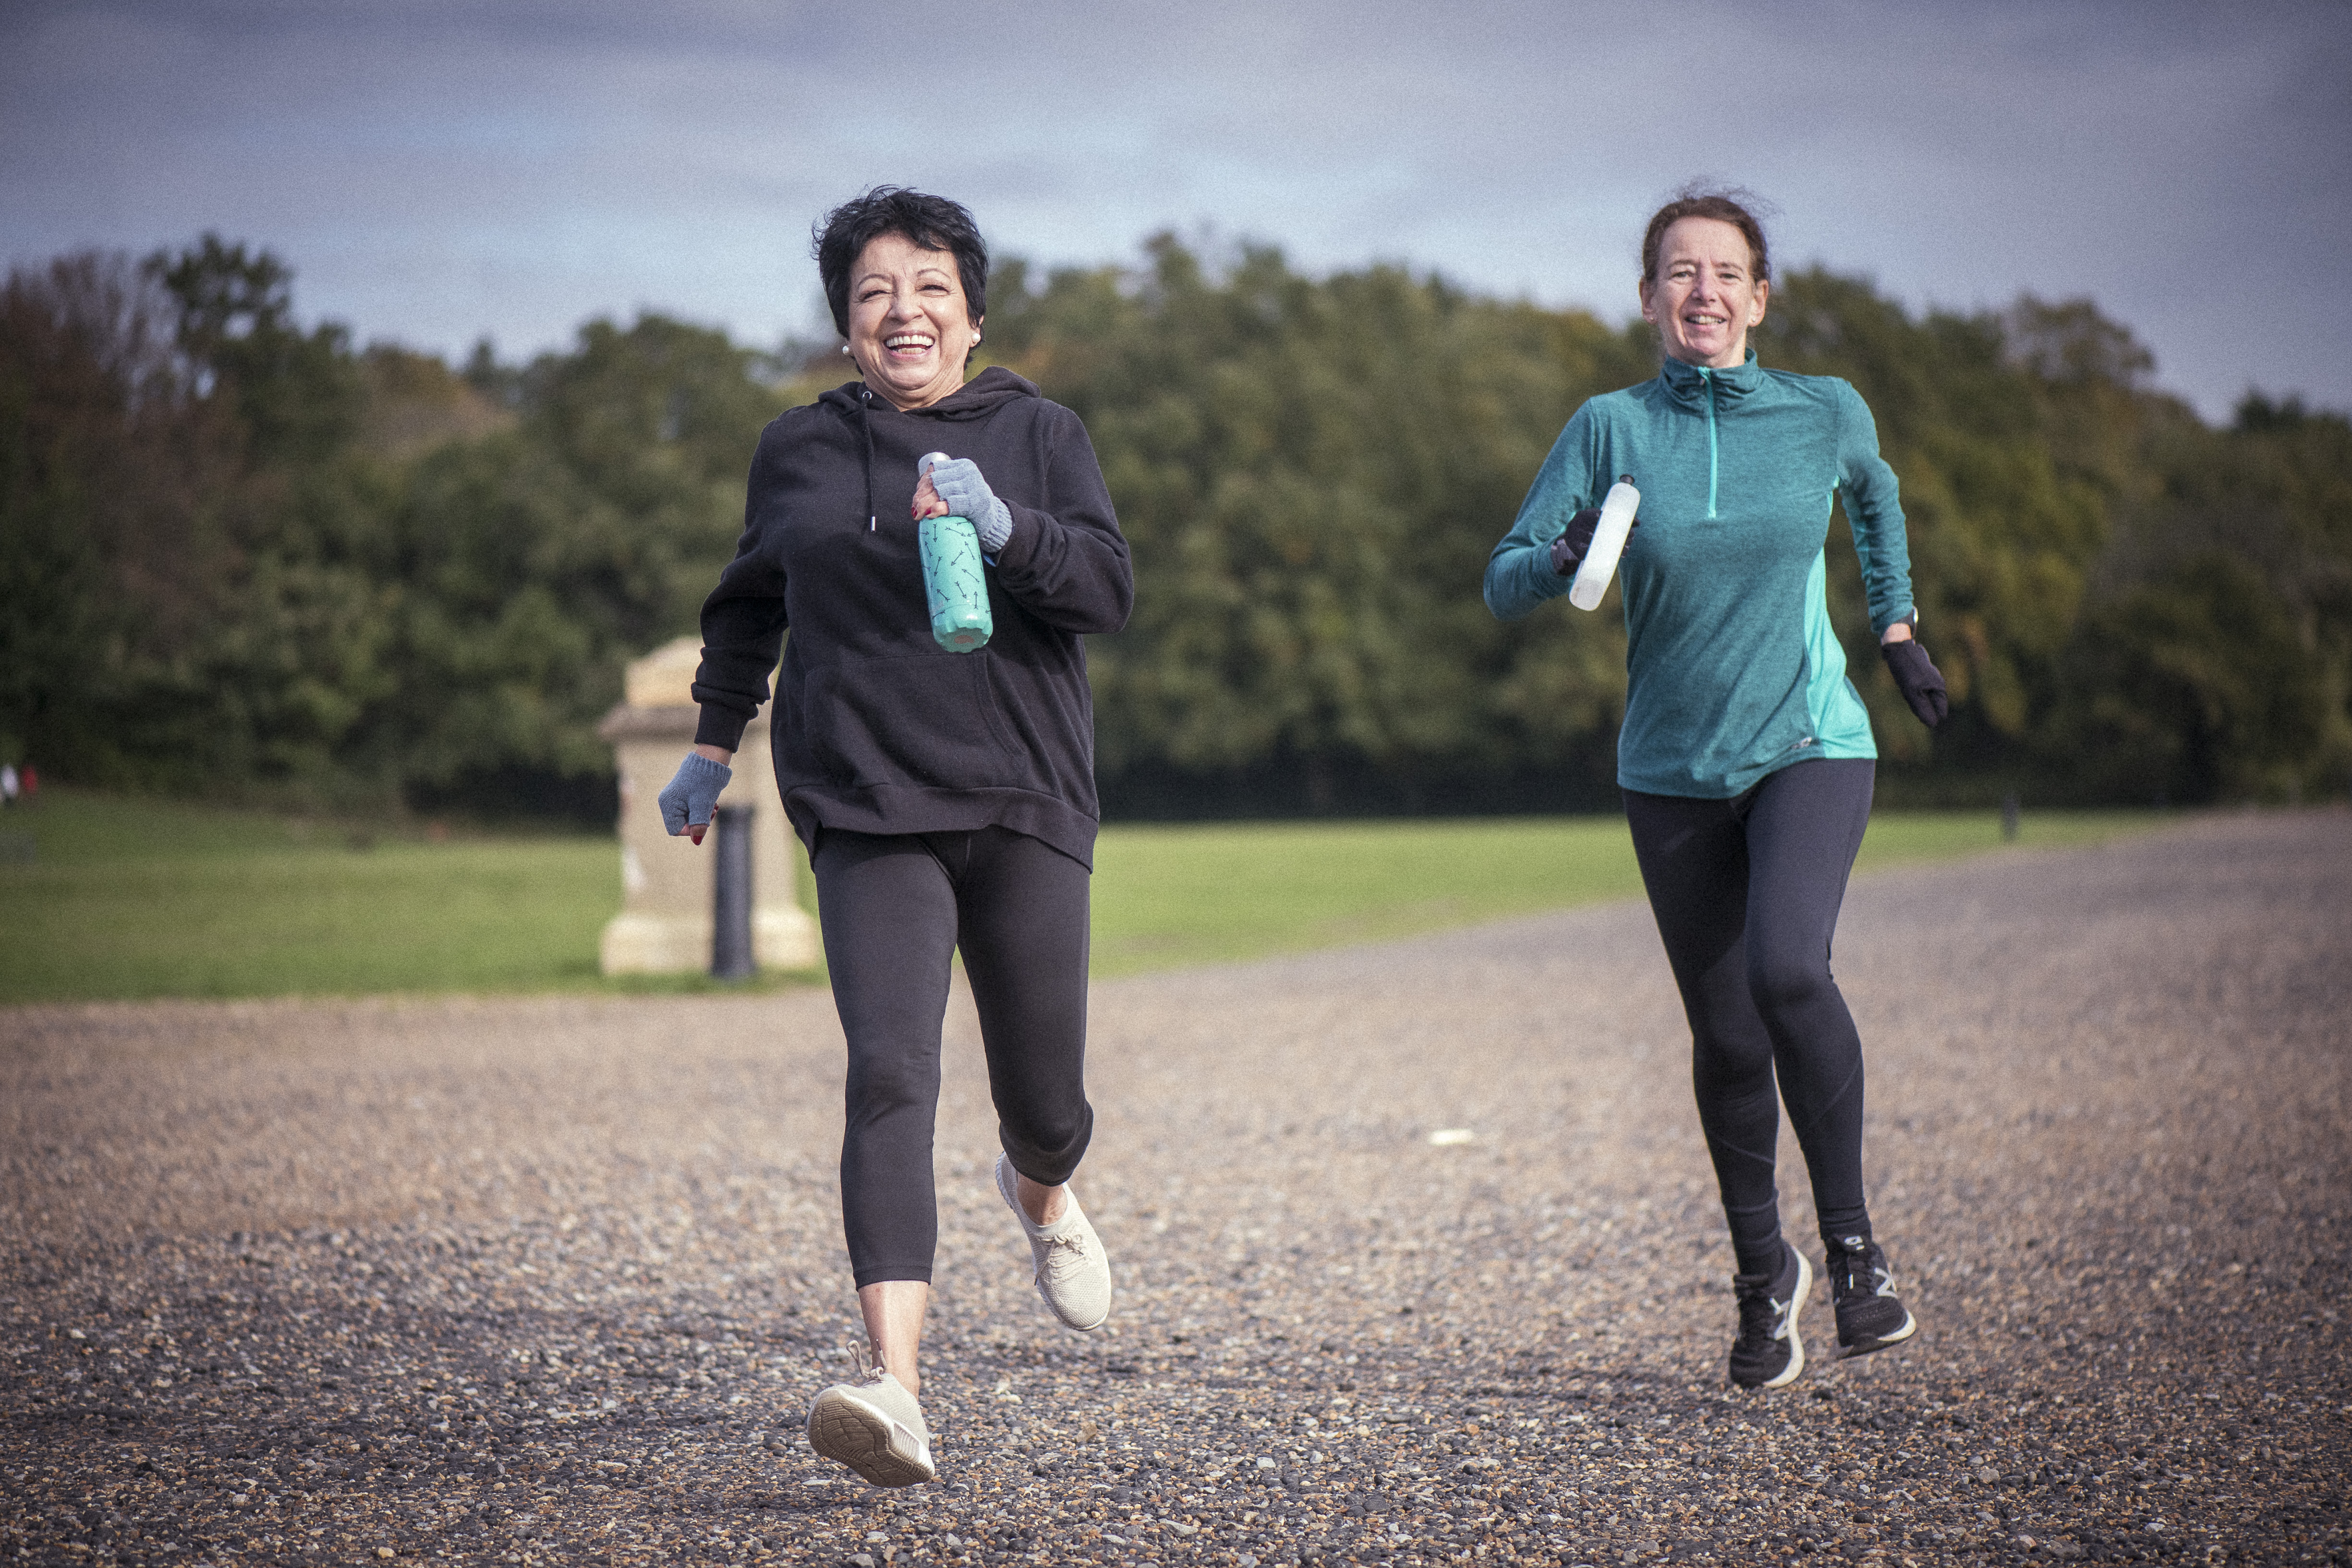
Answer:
[929,457,1015,553]
[657,751,731,837]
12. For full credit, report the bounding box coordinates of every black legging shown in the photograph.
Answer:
[812,825,1094,1288]
[1623,758,1876,1276]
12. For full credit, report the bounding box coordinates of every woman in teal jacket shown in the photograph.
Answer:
[1487,191,1949,1390]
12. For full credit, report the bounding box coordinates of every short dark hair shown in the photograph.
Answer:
[1640,185,1771,284]
[812,187,989,339]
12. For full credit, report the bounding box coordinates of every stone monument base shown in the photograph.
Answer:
[596,637,820,977]
[599,910,819,977]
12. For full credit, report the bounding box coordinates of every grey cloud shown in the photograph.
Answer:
[3,0,2346,413]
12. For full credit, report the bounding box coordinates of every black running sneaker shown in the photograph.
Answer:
[1729,1239,1811,1389]
[1826,1234,1917,1358]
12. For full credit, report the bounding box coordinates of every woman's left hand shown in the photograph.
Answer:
[1881,632,1949,727]
[917,457,1015,552]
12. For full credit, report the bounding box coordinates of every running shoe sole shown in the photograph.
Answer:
[1838,1308,1918,1360]
[1758,1249,1811,1388]
[806,1383,934,1488]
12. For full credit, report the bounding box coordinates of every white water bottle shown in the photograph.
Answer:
[1568,475,1641,612]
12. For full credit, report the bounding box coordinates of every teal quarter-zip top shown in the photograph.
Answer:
[1483,350,1916,799]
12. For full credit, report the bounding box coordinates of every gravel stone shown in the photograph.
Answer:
[3,810,2348,1566]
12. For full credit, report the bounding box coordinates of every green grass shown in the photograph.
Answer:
[1088,809,2161,975]
[0,789,2166,1005]
[0,791,622,1005]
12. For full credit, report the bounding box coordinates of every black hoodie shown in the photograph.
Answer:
[691,368,1133,867]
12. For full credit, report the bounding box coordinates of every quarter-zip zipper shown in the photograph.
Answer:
[1698,366,1721,519]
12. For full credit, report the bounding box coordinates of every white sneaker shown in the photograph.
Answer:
[994,1153,1112,1332]
[806,1364,935,1487]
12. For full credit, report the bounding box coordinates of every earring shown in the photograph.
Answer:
[972,333,982,346]
[840,344,851,356]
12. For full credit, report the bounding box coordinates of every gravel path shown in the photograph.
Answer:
[3,810,2347,1568]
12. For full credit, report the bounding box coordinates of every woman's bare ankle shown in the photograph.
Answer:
[1016,1172,1069,1228]
[854,1278,929,1400]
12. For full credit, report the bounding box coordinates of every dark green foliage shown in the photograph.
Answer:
[372,316,786,814]
[0,249,247,790]
[989,238,1654,812]
[1747,275,2348,802]
[158,234,364,471]
[0,240,788,820]
[1,233,2345,819]
[1009,245,2349,808]
[2048,389,2352,802]
[2063,552,2327,802]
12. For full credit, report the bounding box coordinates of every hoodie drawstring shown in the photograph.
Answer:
[858,389,878,530]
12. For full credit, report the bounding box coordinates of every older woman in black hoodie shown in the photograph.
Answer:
[656,187,1132,1488]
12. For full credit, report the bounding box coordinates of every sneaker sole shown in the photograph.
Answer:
[1048,1298,1109,1333]
[1839,1309,1919,1360]
[1763,1250,1810,1388]
[806,1387,934,1488]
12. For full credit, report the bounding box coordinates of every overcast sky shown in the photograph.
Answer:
[5,0,2348,421]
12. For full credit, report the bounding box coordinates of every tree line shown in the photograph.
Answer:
[3,234,2346,822]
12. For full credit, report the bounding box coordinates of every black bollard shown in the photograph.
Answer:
[710,804,755,981]
[2000,790,2020,843]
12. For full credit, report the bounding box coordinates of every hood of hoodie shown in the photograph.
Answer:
[818,366,1044,532]
[1658,348,1766,412]
[816,365,1042,421]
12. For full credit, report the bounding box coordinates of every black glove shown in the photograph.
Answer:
[1549,507,1641,575]
[1881,634,1949,727]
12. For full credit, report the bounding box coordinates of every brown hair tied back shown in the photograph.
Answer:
[1641,184,1773,284]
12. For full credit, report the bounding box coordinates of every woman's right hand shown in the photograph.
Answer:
[1548,506,1639,575]
[920,456,1015,552]
[658,748,735,844]
[911,470,950,522]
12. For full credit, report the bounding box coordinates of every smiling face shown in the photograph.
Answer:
[1639,216,1770,369]
[845,231,982,411]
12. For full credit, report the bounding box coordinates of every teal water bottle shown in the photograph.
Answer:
[916,451,993,653]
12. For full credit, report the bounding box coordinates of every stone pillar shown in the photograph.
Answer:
[596,638,820,975]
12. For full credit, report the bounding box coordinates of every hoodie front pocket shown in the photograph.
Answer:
[800,654,1027,791]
